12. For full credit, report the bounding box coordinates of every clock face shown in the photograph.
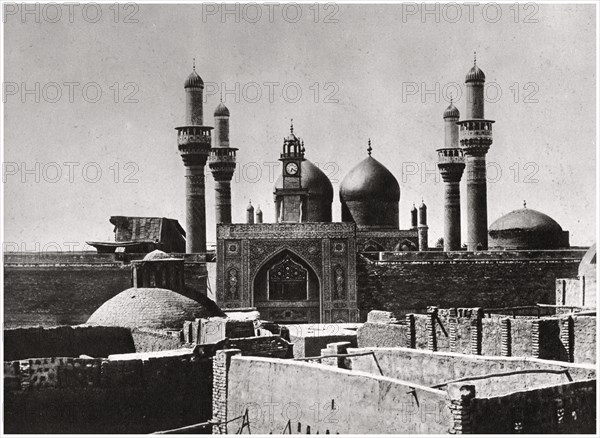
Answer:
[286,162,299,175]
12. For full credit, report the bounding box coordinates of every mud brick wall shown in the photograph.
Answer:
[356,322,409,348]
[357,255,580,319]
[571,316,596,364]
[223,336,294,359]
[4,326,135,361]
[470,379,596,434]
[131,328,184,352]
[4,350,213,434]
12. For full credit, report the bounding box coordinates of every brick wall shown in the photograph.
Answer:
[357,254,581,319]
[4,349,213,433]
[4,326,135,361]
[357,309,596,364]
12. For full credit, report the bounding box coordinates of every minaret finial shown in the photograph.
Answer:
[290,118,294,134]
[523,200,527,209]
[367,139,372,156]
[192,57,196,71]
[301,140,305,153]
[220,89,223,102]
[450,93,453,104]
[474,51,477,65]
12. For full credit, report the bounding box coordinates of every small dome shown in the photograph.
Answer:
[489,208,569,250]
[214,101,230,117]
[87,288,223,329]
[274,159,333,202]
[143,249,171,261]
[340,156,400,202]
[466,64,485,83]
[184,70,204,89]
[489,209,563,233]
[443,103,460,119]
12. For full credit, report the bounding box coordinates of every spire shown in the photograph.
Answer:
[523,200,527,209]
[220,89,223,102]
[367,139,372,156]
[473,51,477,65]
[290,118,294,134]
[301,140,305,154]
[193,57,196,71]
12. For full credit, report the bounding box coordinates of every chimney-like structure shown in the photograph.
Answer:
[458,54,494,251]
[246,201,255,224]
[437,99,465,251]
[209,99,237,225]
[410,204,418,230]
[176,61,213,254]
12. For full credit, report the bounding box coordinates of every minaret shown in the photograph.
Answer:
[246,201,254,224]
[437,98,465,251]
[418,200,428,251]
[458,54,494,251]
[410,203,418,230]
[255,206,263,224]
[176,60,213,254]
[209,96,237,224]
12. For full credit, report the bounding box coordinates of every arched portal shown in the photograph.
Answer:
[252,249,320,323]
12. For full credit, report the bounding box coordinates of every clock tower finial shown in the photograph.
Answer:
[275,122,307,223]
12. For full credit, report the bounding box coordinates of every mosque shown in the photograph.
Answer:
[82,57,574,326]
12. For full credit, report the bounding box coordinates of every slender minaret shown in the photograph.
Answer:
[255,206,263,224]
[176,60,213,254]
[437,98,465,251]
[458,54,494,251]
[246,201,254,224]
[418,200,428,251]
[410,203,418,230]
[209,97,237,224]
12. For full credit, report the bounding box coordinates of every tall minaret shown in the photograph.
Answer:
[176,60,213,254]
[458,54,494,251]
[418,200,428,251]
[437,99,465,251]
[209,97,237,224]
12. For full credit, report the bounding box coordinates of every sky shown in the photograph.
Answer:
[3,2,597,250]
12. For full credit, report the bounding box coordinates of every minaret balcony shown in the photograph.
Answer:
[436,148,464,164]
[175,125,213,147]
[209,148,237,163]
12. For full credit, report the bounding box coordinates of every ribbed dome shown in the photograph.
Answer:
[87,288,222,329]
[443,103,460,119]
[184,70,204,89]
[466,64,485,83]
[340,156,400,202]
[489,209,563,233]
[274,159,333,201]
[214,101,230,117]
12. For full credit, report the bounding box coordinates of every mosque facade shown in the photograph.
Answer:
[169,58,572,324]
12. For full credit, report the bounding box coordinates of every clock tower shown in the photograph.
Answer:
[274,121,308,223]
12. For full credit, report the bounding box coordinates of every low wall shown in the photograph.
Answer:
[4,348,213,434]
[348,347,596,389]
[357,309,596,363]
[4,326,135,361]
[471,379,596,433]
[131,328,184,352]
[223,355,450,434]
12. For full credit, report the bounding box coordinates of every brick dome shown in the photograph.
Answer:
[86,288,223,329]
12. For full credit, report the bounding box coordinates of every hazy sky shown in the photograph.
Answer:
[3,3,597,250]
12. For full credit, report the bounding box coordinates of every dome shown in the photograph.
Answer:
[340,156,400,202]
[87,288,223,329]
[443,102,460,119]
[465,64,485,83]
[143,249,172,261]
[184,70,204,89]
[489,208,570,250]
[489,209,563,233]
[214,101,230,117]
[274,159,333,202]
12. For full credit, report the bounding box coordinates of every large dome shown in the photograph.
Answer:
[274,159,333,202]
[339,156,400,228]
[489,208,569,250]
[340,156,400,202]
[87,288,223,329]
